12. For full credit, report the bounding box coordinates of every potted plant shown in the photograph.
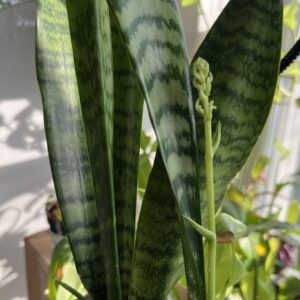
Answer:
[35,0,297,299]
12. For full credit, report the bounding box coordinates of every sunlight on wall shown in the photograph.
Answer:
[0,2,52,299]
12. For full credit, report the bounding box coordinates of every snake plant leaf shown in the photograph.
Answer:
[36,0,121,298]
[108,1,205,298]
[66,1,122,299]
[111,17,144,298]
[130,153,184,299]
[192,0,283,223]
[36,0,104,297]
[136,0,283,297]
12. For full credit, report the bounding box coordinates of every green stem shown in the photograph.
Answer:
[203,111,216,300]
[192,57,218,300]
[253,260,258,300]
[183,215,215,242]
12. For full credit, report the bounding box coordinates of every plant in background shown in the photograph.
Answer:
[47,238,87,300]
[223,145,300,299]
[137,130,157,198]
[36,0,285,299]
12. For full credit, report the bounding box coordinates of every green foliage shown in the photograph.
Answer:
[215,244,245,300]
[37,0,285,299]
[48,238,86,300]
[55,277,86,300]
[274,139,290,160]
[216,213,247,241]
[286,201,300,225]
[224,149,300,299]
[137,131,157,197]
[111,15,143,297]
[180,0,199,7]
[278,276,300,300]
[36,1,111,296]
[240,267,276,300]
[192,0,282,225]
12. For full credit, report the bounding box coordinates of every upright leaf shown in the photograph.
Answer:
[37,0,121,298]
[66,1,121,299]
[111,18,144,298]
[130,153,184,299]
[108,1,206,298]
[192,0,283,223]
[134,0,283,297]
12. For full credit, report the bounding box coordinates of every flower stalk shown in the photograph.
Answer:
[193,57,219,300]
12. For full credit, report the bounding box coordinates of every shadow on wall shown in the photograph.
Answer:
[0,2,53,299]
[0,0,46,154]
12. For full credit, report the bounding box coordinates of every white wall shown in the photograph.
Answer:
[0,2,52,299]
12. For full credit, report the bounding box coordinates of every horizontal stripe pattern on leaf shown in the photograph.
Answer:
[192,0,283,223]
[108,0,205,299]
[36,0,106,297]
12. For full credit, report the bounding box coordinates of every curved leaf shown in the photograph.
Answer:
[215,213,247,240]
[108,1,206,298]
[192,0,283,223]
[48,238,72,300]
[130,153,184,299]
[134,0,283,297]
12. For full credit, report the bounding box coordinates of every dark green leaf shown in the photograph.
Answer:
[111,16,144,298]
[278,276,300,300]
[192,0,283,224]
[37,0,121,298]
[108,1,205,298]
[130,154,184,299]
[65,2,121,296]
[216,213,247,240]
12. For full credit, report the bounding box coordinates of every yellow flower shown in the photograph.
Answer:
[256,244,267,257]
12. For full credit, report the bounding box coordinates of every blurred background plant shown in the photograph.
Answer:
[46,238,87,300]
[46,142,300,299]
[222,143,300,300]
[137,130,157,199]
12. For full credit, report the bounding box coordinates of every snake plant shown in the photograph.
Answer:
[36,0,283,299]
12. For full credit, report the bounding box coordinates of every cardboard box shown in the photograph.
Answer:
[24,230,52,300]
